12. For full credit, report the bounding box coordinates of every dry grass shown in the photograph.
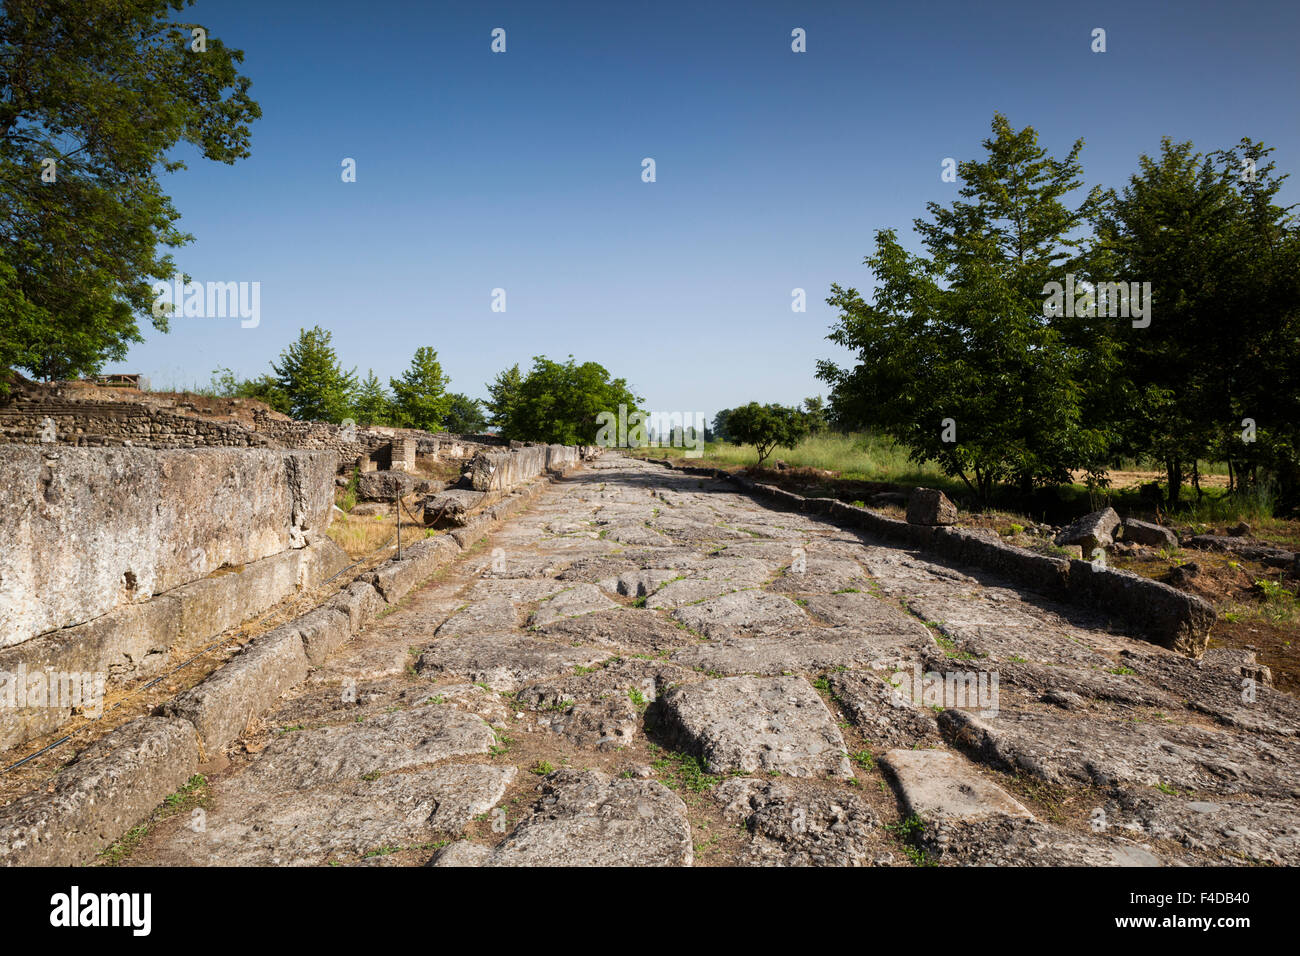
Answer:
[327,512,401,558]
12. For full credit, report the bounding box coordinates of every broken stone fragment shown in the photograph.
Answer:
[1121,518,1178,550]
[905,487,958,526]
[1054,506,1120,553]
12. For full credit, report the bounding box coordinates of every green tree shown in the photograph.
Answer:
[484,364,522,430]
[819,113,1113,504]
[711,408,734,443]
[389,347,452,432]
[443,393,488,434]
[204,366,289,414]
[353,370,392,427]
[270,326,357,422]
[498,355,641,445]
[1093,137,1300,505]
[726,402,811,466]
[0,0,260,385]
[802,396,829,434]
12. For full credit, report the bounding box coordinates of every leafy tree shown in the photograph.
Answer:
[443,393,488,434]
[802,396,829,434]
[389,347,452,432]
[484,364,522,429]
[819,113,1113,504]
[235,374,290,415]
[497,355,641,445]
[726,402,811,466]
[711,408,733,443]
[1093,137,1300,505]
[352,370,392,427]
[271,326,357,422]
[0,0,260,385]
[204,366,290,414]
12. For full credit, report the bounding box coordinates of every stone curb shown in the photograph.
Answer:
[0,456,593,866]
[641,456,1213,657]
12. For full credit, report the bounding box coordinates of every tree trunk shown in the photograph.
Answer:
[1165,458,1183,508]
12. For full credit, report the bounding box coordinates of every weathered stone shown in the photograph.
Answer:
[881,748,1033,823]
[1121,518,1178,549]
[329,580,386,632]
[1054,507,1121,553]
[245,706,497,790]
[671,590,808,639]
[670,626,928,677]
[167,626,310,754]
[827,670,943,749]
[435,597,519,636]
[150,764,516,866]
[0,717,199,866]
[0,446,334,644]
[429,769,692,866]
[1066,560,1215,657]
[356,469,416,501]
[530,583,619,626]
[293,605,353,666]
[714,778,880,866]
[535,608,691,654]
[415,633,610,691]
[906,488,958,526]
[660,676,851,777]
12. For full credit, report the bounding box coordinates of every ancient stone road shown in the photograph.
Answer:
[129,456,1300,866]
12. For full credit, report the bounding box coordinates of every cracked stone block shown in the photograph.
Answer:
[882,748,1034,824]
[428,769,693,866]
[670,590,809,639]
[434,598,520,637]
[415,633,610,691]
[660,675,851,777]
[713,778,880,866]
[243,706,497,790]
[155,765,517,866]
[530,583,619,626]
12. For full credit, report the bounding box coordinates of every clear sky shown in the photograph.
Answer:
[115,0,1300,424]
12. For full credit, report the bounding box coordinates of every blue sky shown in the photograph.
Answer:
[118,0,1300,423]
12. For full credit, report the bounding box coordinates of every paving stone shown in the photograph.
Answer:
[242,706,498,790]
[434,597,520,637]
[599,569,681,598]
[827,670,943,749]
[713,778,880,866]
[428,769,693,866]
[939,707,1300,798]
[670,627,926,677]
[774,557,873,594]
[534,608,691,654]
[415,633,611,691]
[157,765,517,866]
[880,748,1034,824]
[660,675,851,777]
[530,583,620,626]
[670,590,809,638]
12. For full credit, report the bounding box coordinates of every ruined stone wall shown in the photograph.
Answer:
[0,397,269,448]
[467,444,593,492]
[0,446,336,645]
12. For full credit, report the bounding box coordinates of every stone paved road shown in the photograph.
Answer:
[128,455,1300,866]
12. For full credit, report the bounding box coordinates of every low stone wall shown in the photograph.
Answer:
[0,446,336,644]
[648,460,1215,658]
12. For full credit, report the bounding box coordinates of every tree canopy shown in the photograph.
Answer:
[270,326,357,423]
[0,0,260,384]
[725,402,811,465]
[493,356,640,445]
